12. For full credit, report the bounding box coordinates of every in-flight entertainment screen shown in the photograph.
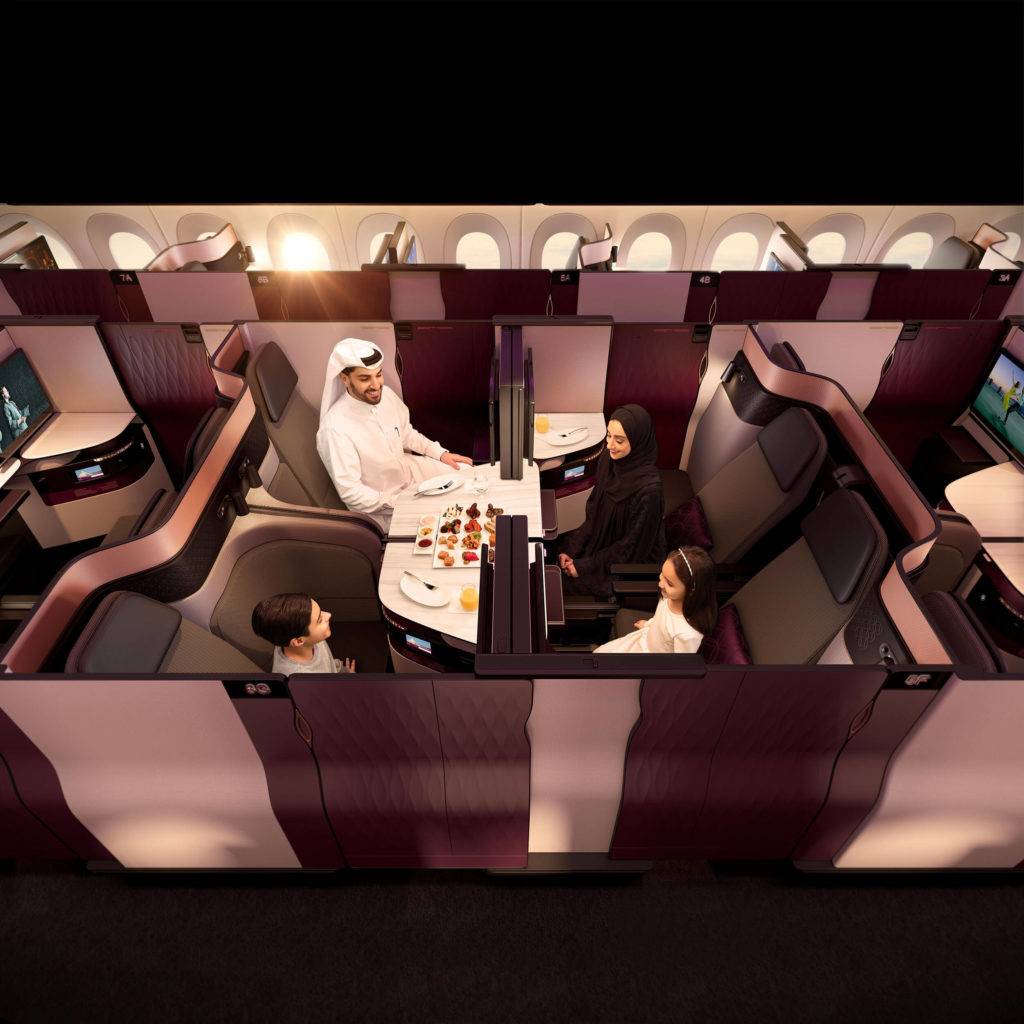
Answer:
[0,349,54,460]
[972,350,1024,463]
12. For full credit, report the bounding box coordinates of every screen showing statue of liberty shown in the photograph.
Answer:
[0,349,54,459]
[972,350,1024,462]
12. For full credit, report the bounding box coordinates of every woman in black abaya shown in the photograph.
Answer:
[549,404,666,599]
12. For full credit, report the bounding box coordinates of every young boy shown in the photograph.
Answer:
[251,593,356,676]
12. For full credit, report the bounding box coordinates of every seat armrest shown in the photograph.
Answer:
[612,579,660,596]
[610,563,661,579]
[563,598,620,620]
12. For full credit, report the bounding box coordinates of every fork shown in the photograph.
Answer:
[403,570,439,591]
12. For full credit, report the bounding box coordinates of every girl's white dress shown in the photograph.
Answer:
[594,599,704,654]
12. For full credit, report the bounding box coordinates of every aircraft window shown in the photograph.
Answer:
[993,231,1021,261]
[368,232,388,262]
[708,231,759,271]
[276,232,332,271]
[108,231,158,270]
[622,231,672,271]
[806,231,847,265]
[455,231,501,269]
[883,231,933,269]
[541,232,581,271]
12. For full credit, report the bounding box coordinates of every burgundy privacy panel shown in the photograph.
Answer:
[0,269,123,321]
[113,280,153,322]
[0,706,113,861]
[683,274,718,322]
[399,322,493,460]
[610,670,745,860]
[440,270,551,319]
[275,271,390,321]
[288,677,449,867]
[101,323,219,482]
[866,269,990,320]
[550,275,579,315]
[0,753,77,860]
[715,271,832,322]
[604,324,705,468]
[975,268,1023,320]
[433,679,532,865]
[690,667,887,859]
[248,272,287,320]
[865,320,1006,467]
[230,694,346,869]
[792,688,937,864]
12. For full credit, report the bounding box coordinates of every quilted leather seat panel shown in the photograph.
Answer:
[691,667,886,859]
[288,678,449,866]
[102,324,218,481]
[434,679,532,863]
[610,672,745,860]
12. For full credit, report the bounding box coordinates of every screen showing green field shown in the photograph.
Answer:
[972,351,1024,460]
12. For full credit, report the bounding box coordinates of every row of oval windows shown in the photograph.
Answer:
[12,219,1023,274]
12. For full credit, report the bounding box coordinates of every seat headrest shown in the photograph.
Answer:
[254,342,298,423]
[66,591,181,674]
[802,490,884,604]
[758,407,826,491]
[768,341,805,372]
[921,591,1006,672]
[924,236,982,270]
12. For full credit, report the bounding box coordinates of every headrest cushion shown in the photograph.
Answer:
[768,341,805,372]
[66,591,181,674]
[698,604,752,665]
[254,342,298,423]
[758,407,825,492]
[802,490,882,604]
[921,591,1006,672]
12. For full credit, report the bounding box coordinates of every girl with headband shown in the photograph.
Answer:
[595,546,717,654]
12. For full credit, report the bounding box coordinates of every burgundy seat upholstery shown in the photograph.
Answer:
[604,324,706,469]
[0,269,124,321]
[102,323,219,483]
[398,322,493,460]
[274,271,391,320]
[865,321,1006,467]
[866,269,990,320]
[697,605,753,665]
[439,270,550,319]
[714,271,832,321]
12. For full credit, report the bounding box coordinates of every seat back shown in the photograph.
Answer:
[728,489,889,664]
[66,591,261,674]
[695,407,827,563]
[209,537,382,671]
[246,341,344,509]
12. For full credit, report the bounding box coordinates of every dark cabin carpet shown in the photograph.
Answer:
[1,860,1023,1024]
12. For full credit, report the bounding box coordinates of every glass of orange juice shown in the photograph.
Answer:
[535,413,550,434]
[460,584,479,611]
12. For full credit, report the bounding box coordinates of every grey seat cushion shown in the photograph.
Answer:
[66,591,262,675]
[757,408,824,492]
[246,344,344,510]
[729,489,888,664]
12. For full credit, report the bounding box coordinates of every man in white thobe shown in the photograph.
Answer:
[316,338,472,528]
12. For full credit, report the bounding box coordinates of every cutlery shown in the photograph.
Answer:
[403,570,439,591]
[555,426,586,438]
[419,480,455,494]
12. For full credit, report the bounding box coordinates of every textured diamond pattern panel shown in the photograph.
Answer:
[288,679,449,867]
[434,679,532,862]
[693,668,886,858]
[103,324,218,480]
[0,270,122,320]
[610,672,745,859]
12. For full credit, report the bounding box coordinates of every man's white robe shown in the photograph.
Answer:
[316,386,449,528]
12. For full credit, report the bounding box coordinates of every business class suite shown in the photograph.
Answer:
[0,204,1022,873]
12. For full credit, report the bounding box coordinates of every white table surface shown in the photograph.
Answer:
[380,534,539,645]
[533,412,607,462]
[388,460,543,539]
[945,462,1024,539]
[20,412,136,460]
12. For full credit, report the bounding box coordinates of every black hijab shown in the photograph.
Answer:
[599,405,661,503]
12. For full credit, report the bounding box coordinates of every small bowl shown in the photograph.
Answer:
[419,515,435,526]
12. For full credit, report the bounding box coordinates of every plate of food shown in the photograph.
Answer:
[400,571,450,608]
[413,514,438,555]
[434,511,483,568]
[543,426,589,447]
[416,474,463,496]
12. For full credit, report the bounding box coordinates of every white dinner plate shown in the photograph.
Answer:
[400,573,450,608]
[416,474,464,496]
[542,427,589,447]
